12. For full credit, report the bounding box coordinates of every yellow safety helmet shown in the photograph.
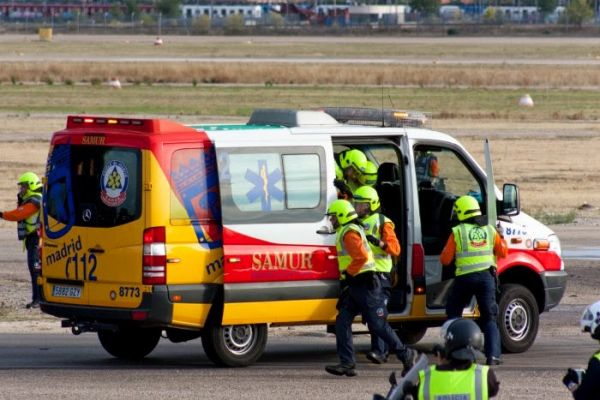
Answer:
[453,195,482,222]
[335,161,344,180]
[339,149,367,174]
[353,185,380,212]
[326,199,358,226]
[18,172,42,192]
[359,161,378,186]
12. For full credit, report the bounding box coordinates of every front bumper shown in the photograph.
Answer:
[541,270,568,311]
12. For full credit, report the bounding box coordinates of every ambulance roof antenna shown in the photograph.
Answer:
[381,85,385,127]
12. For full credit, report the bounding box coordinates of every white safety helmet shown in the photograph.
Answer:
[580,300,600,340]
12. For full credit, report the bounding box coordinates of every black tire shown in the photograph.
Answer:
[98,327,161,360]
[497,283,539,353]
[395,325,427,345]
[202,323,268,367]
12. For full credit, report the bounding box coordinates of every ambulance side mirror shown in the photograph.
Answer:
[317,226,335,235]
[501,183,520,216]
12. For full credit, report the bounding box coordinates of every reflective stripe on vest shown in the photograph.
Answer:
[594,352,600,362]
[418,364,489,400]
[17,193,42,240]
[336,223,375,277]
[453,223,496,276]
[362,213,393,273]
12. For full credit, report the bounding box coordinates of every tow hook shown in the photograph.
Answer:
[61,319,118,335]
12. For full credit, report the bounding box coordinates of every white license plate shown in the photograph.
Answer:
[52,285,82,298]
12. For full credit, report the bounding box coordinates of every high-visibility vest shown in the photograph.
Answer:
[362,213,393,273]
[593,351,600,362]
[418,364,489,400]
[17,192,42,240]
[336,222,375,278]
[452,223,496,276]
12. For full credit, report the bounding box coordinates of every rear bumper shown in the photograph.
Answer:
[40,286,173,327]
[541,270,568,312]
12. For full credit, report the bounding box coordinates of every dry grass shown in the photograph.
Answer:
[0,118,598,219]
[4,62,600,88]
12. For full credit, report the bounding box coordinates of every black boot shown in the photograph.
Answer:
[325,363,357,377]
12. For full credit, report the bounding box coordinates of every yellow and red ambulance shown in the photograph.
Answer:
[40,109,566,366]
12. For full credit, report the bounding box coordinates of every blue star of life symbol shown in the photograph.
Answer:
[245,160,283,211]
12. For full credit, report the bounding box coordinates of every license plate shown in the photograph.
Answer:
[52,285,82,298]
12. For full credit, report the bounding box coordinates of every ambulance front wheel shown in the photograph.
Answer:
[97,326,161,360]
[497,283,539,353]
[202,323,268,367]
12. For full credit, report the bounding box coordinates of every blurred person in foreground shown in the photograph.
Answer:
[403,318,500,399]
[562,300,600,399]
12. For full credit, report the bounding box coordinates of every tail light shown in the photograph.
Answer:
[411,243,426,295]
[143,227,166,285]
[411,243,424,278]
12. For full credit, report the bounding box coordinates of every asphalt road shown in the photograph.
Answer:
[0,315,596,400]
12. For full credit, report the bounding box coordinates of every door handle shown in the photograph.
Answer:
[167,258,181,264]
[88,247,105,254]
[228,257,241,263]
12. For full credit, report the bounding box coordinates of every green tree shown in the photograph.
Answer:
[409,0,441,17]
[538,0,558,16]
[565,0,593,26]
[155,0,181,18]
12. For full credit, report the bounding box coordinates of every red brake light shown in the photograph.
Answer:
[142,227,166,285]
[411,243,425,278]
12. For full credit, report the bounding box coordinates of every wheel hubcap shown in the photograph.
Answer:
[222,325,256,355]
[503,298,529,341]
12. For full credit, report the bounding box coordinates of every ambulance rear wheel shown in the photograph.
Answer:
[202,323,268,367]
[98,326,161,360]
[498,283,539,353]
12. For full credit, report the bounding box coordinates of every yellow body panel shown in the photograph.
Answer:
[223,299,338,325]
[172,303,213,328]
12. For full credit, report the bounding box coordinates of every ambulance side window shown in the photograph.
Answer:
[218,147,325,224]
[415,144,484,254]
[282,154,320,209]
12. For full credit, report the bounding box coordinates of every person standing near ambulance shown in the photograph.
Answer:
[0,172,43,309]
[440,195,507,366]
[334,149,368,200]
[353,185,400,364]
[324,199,417,377]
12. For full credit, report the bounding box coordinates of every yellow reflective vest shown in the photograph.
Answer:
[17,192,42,240]
[453,223,496,276]
[336,222,375,278]
[362,213,393,273]
[418,363,489,400]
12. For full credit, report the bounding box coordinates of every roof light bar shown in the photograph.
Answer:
[321,107,430,128]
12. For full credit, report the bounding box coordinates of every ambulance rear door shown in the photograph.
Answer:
[43,126,147,308]
[212,130,339,325]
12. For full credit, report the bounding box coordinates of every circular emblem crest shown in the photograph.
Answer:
[100,160,129,207]
[468,226,488,248]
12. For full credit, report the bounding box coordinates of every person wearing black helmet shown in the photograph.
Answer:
[562,300,600,399]
[405,318,500,399]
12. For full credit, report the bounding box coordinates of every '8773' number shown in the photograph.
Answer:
[65,252,98,281]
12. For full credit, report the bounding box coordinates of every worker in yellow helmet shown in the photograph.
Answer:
[0,172,43,309]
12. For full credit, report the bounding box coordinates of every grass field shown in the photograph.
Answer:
[0,35,599,220]
[2,85,600,122]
